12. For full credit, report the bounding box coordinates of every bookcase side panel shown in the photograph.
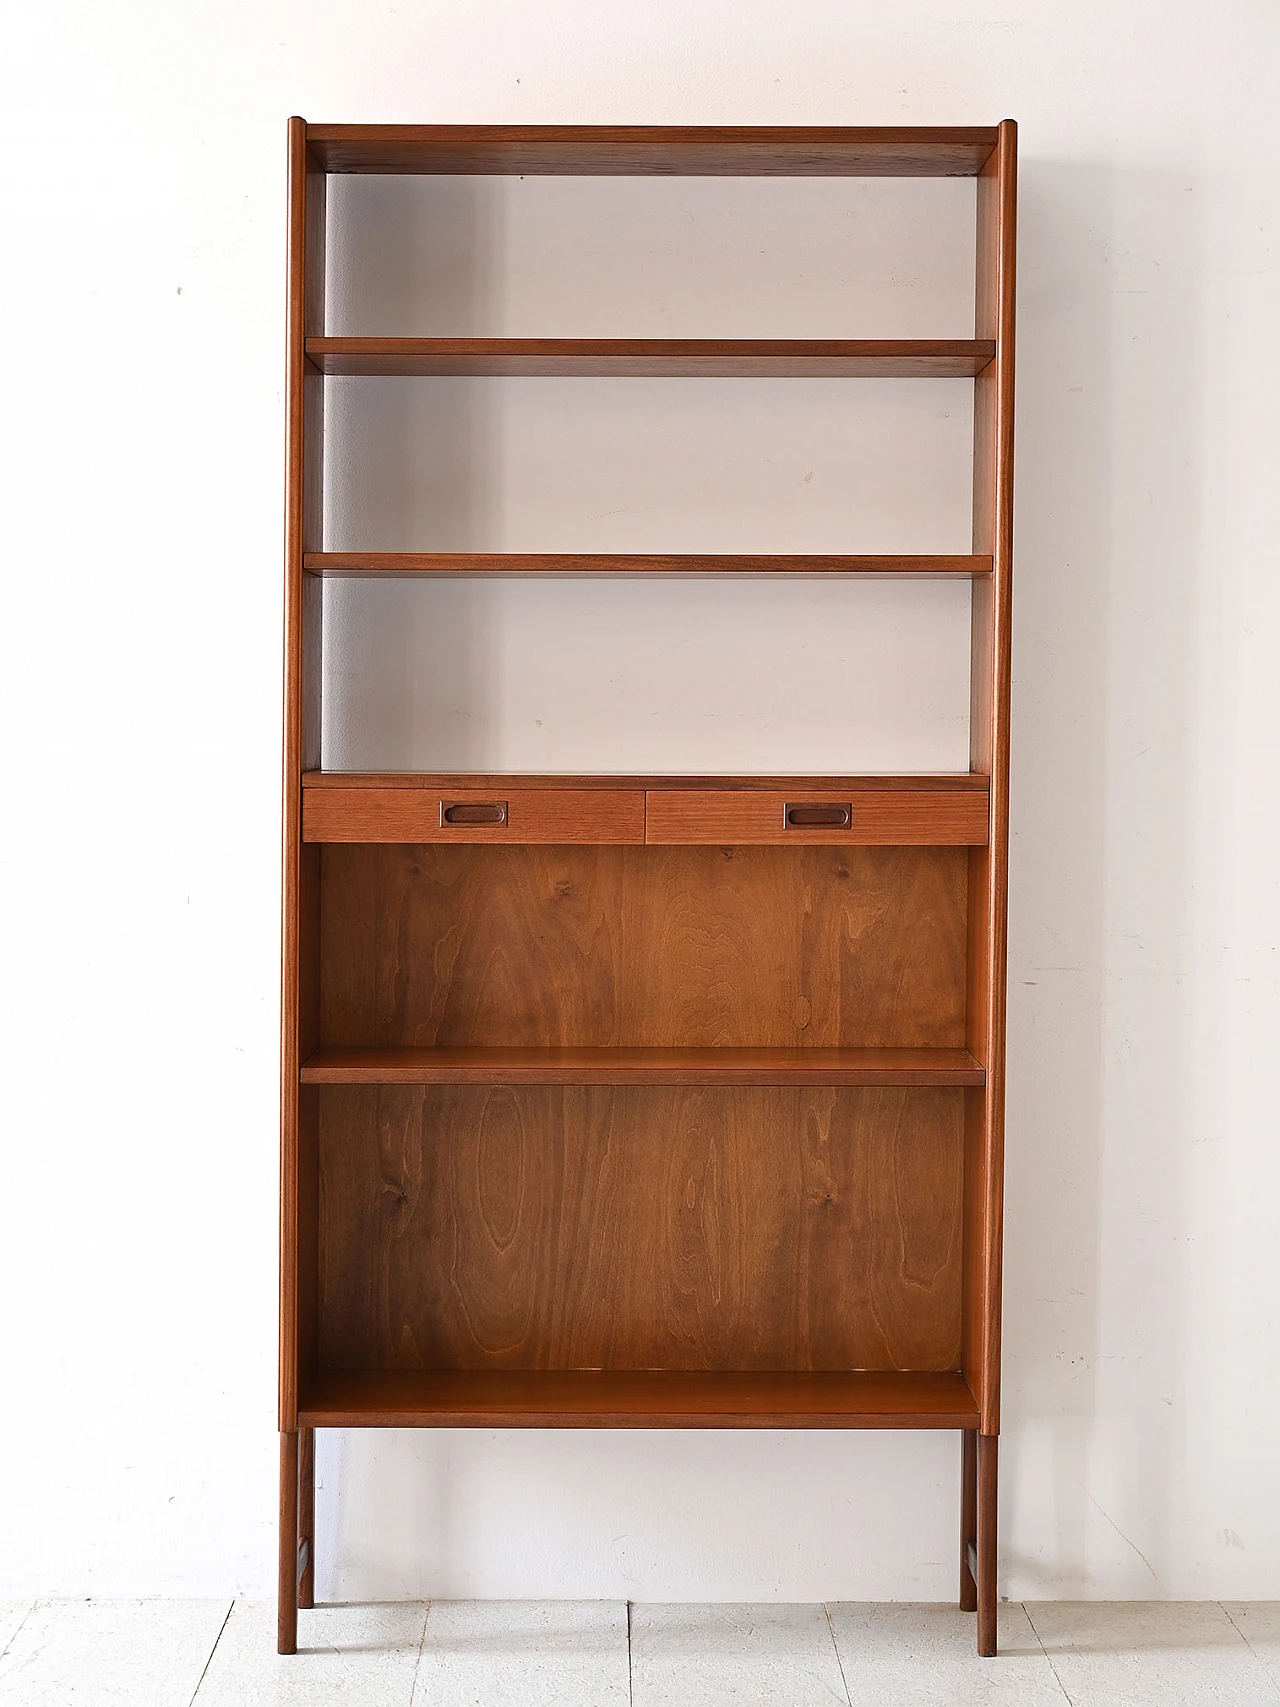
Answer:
[281,122,326,1429]
[962,121,1015,1435]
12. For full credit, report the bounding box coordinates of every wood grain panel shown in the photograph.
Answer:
[306,336,994,378]
[963,119,1016,1437]
[303,787,644,843]
[304,552,993,578]
[646,789,989,845]
[304,124,999,178]
[300,1044,985,1086]
[298,1368,980,1428]
[318,844,968,1049]
[317,1085,964,1373]
[280,118,326,1433]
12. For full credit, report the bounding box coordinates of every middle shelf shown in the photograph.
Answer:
[306,336,996,378]
[300,1045,986,1087]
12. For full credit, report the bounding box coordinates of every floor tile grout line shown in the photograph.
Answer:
[1023,1601,1079,1706]
[822,1603,855,1707]
[626,1600,634,1707]
[184,1598,234,1707]
[0,1601,37,1666]
[1219,1602,1280,1700]
[407,1598,433,1707]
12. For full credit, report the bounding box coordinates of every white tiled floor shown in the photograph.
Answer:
[2,1599,1279,1705]
[828,1602,1071,1705]
[631,1603,849,1706]
[0,1600,233,1707]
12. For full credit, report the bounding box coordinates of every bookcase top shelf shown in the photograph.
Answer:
[303,123,1002,178]
[306,337,995,378]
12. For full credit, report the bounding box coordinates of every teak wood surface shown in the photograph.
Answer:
[318,843,969,1050]
[305,336,994,378]
[299,1044,986,1086]
[964,122,1016,1453]
[304,552,993,578]
[302,785,645,844]
[280,118,1017,1658]
[305,124,1000,177]
[644,788,989,846]
[302,784,990,846]
[301,770,990,790]
[317,1084,964,1375]
[298,1369,981,1429]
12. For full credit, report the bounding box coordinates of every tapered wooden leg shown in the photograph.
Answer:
[278,1430,299,1655]
[298,1427,315,1609]
[976,1432,998,1656]
[960,1429,978,1611]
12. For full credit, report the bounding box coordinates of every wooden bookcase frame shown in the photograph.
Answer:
[279,121,1016,1656]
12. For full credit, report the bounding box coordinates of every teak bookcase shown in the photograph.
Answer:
[280,121,1016,1657]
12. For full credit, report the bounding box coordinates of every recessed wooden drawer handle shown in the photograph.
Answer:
[784,802,852,828]
[440,800,508,826]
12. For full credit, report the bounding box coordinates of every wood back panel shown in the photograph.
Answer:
[317,1084,964,1374]
[319,843,968,1049]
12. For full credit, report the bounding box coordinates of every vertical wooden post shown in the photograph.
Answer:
[282,114,325,1655]
[964,117,1016,1657]
[976,1433,999,1656]
[298,1426,316,1608]
[960,1429,978,1611]
[278,1430,300,1654]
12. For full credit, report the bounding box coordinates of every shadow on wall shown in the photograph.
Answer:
[1003,159,1201,1595]
[323,176,503,770]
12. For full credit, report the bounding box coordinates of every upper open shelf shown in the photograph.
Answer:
[306,337,995,378]
[304,552,992,578]
[305,124,1001,179]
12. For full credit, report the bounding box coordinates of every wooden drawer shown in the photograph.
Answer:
[303,787,645,844]
[644,789,989,846]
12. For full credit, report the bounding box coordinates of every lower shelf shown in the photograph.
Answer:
[297,1369,979,1429]
[300,1045,985,1087]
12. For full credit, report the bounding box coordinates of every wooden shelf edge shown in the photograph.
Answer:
[304,124,1001,179]
[305,337,996,379]
[297,1370,980,1429]
[304,552,993,577]
[300,771,991,791]
[300,1045,986,1087]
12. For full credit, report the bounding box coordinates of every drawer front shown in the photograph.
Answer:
[644,789,989,846]
[303,787,645,844]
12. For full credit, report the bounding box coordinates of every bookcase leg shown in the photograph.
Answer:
[976,1432,998,1656]
[298,1427,316,1609]
[959,1429,978,1611]
[278,1430,299,1655]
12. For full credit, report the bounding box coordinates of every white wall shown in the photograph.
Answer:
[1,0,1277,1604]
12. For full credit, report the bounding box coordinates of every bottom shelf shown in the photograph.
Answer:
[298,1369,979,1429]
